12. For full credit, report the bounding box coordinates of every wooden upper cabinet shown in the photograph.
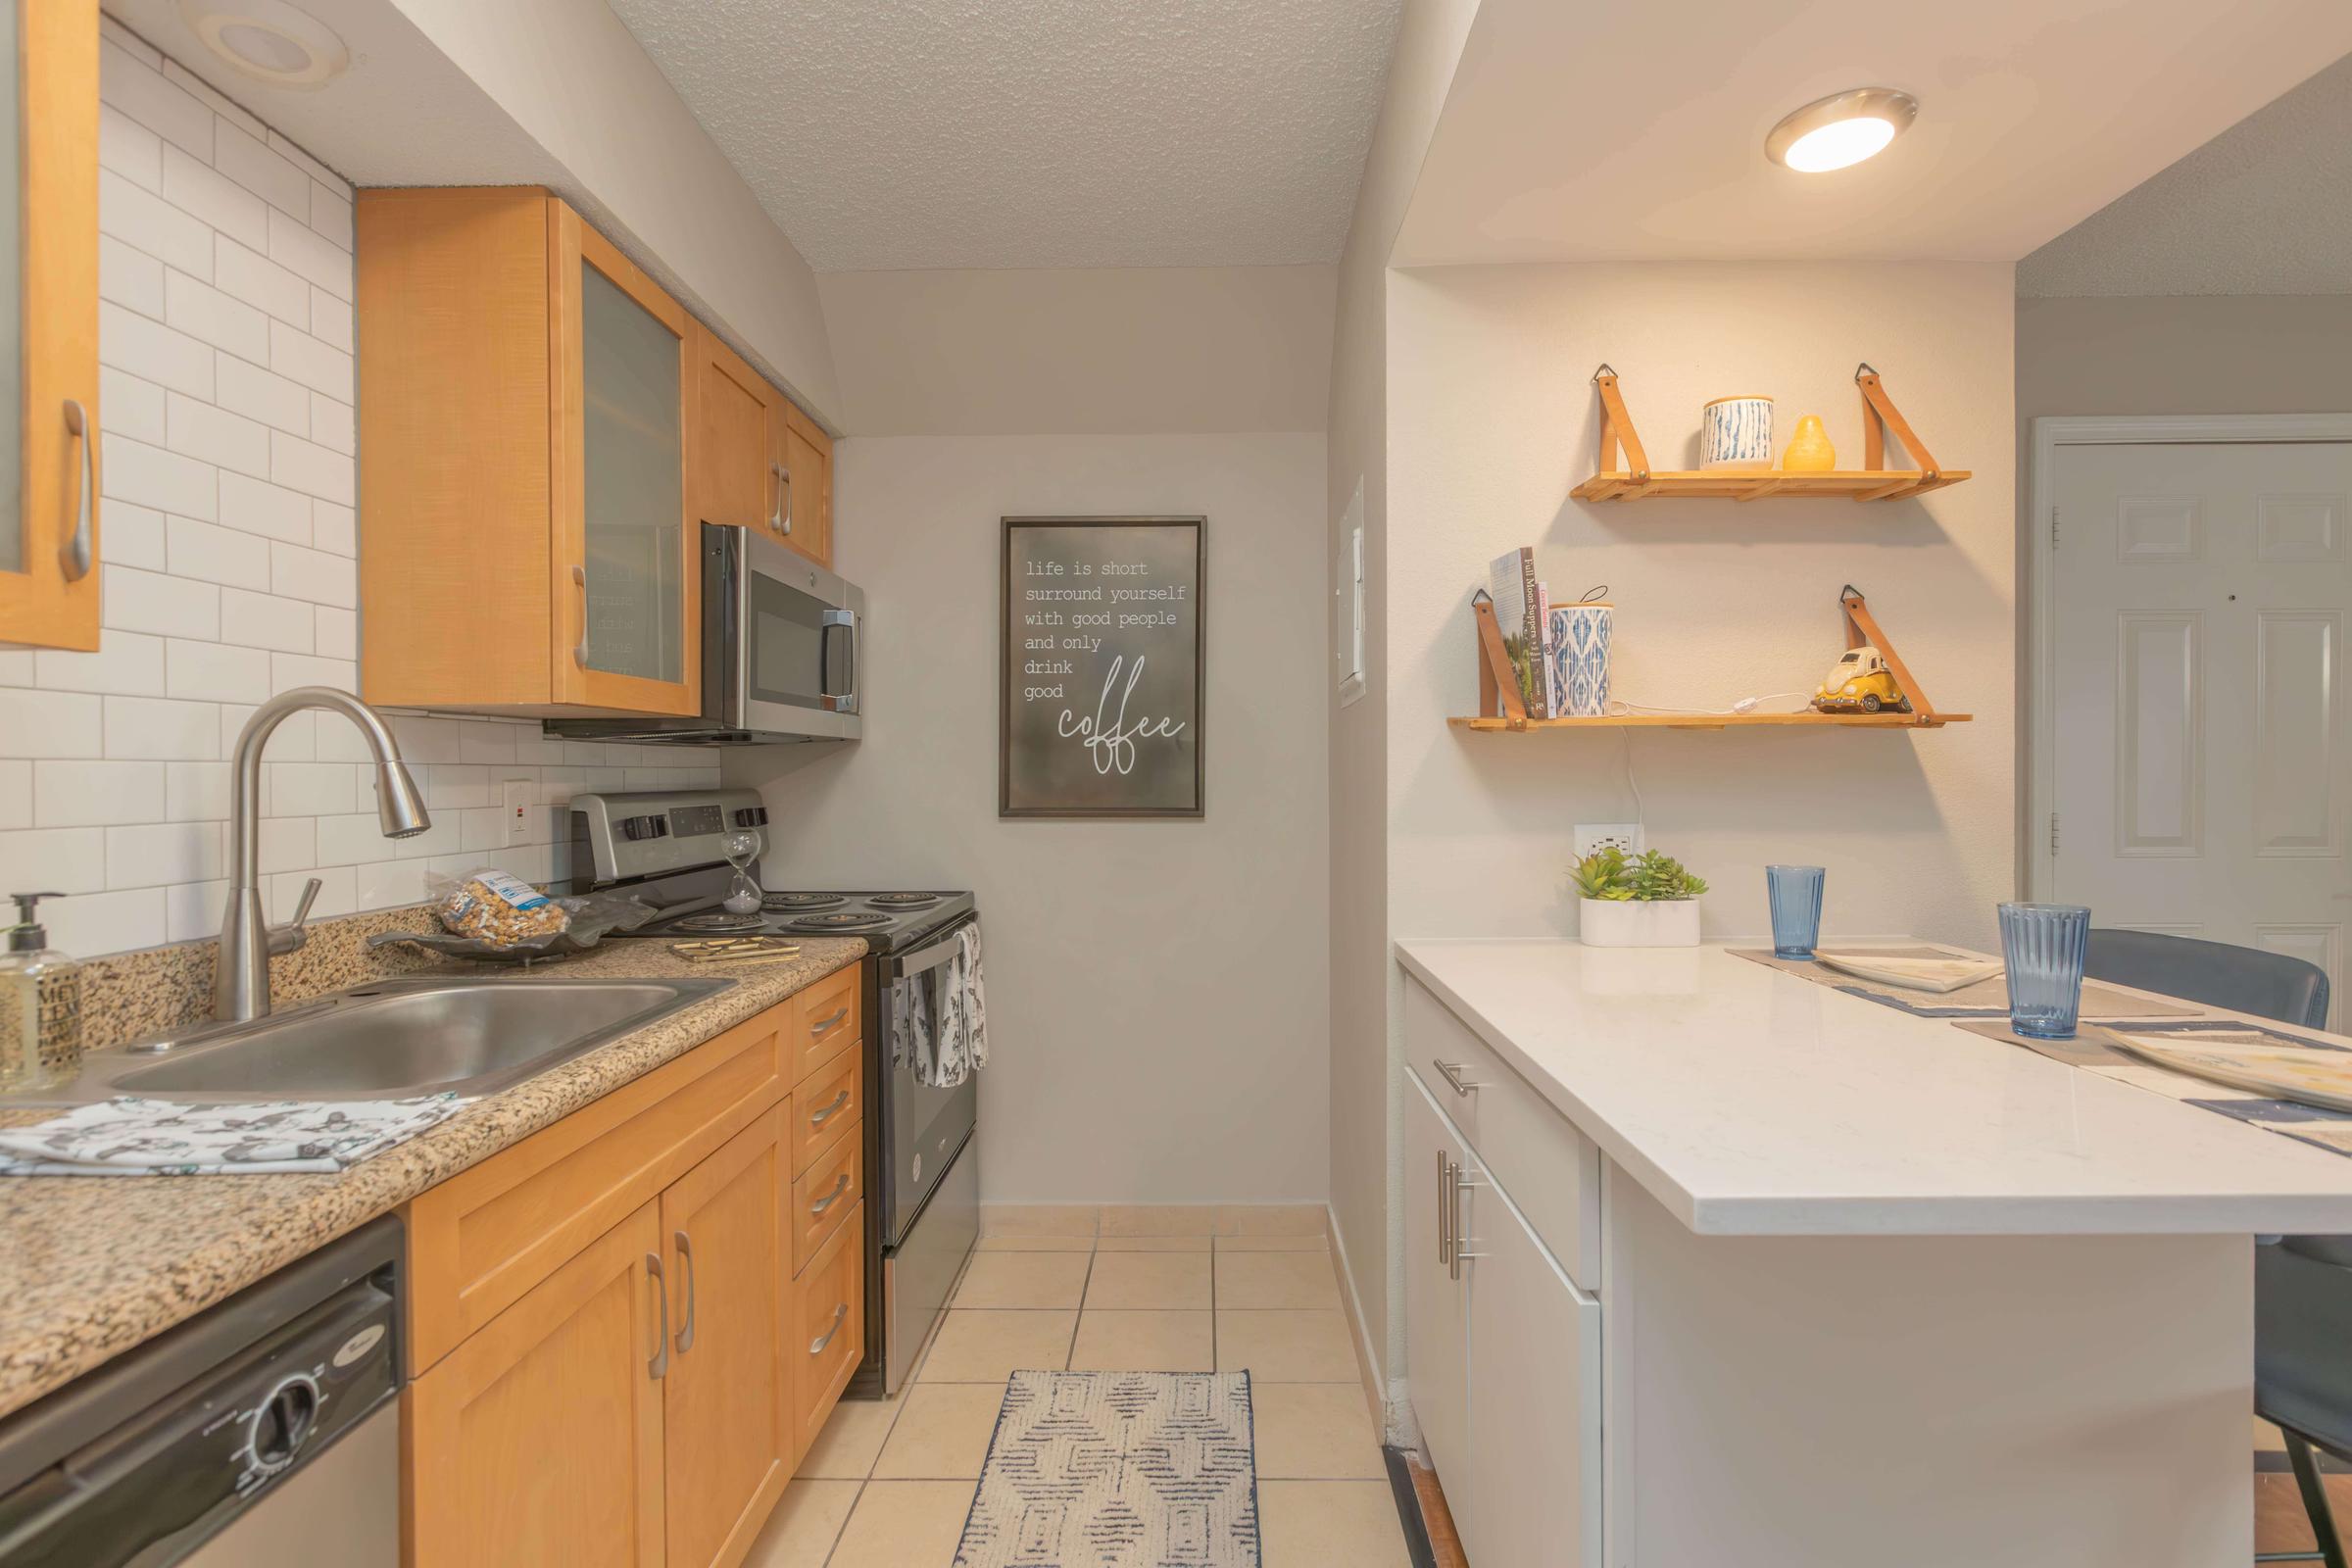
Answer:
[691,321,834,568]
[357,188,698,716]
[0,0,100,650]
[779,403,833,568]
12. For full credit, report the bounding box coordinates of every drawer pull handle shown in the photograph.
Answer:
[1435,1149,1451,1267]
[808,1089,852,1128]
[673,1230,698,1355]
[809,1004,850,1038]
[1433,1059,1484,1097]
[1448,1162,1487,1282]
[646,1251,669,1380]
[809,1172,851,1218]
[808,1301,848,1355]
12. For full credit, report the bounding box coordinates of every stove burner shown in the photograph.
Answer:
[762,892,846,910]
[788,910,894,932]
[671,911,766,934]
[865,892,941,907]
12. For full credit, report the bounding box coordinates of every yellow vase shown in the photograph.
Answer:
[1782,414,1836,472]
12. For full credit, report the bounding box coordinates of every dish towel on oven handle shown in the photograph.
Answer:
[0,1093,472,1176]
[892,924,990,1089]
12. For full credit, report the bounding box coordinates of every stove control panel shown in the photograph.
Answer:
[567,788,768,888]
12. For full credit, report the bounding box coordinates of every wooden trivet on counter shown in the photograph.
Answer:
[669,936,803,964]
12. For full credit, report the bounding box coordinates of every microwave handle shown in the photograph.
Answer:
[821,608,858,714]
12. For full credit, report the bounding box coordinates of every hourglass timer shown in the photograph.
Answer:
[720,829,764,914]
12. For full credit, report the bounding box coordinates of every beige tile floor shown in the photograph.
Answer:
[743,1204,1408,1567]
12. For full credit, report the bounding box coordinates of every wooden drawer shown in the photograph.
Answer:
[792,1043,863,1177]
[793,1200,864,1462]
[790,1119,863,1275]
[1405,975,1601,1292]
[404,999,792,1371]
[790,965,860,1082]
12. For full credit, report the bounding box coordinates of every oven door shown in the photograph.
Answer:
[707,524,863,740]
[876,915,981,1250]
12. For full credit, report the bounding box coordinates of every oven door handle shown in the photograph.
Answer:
[886,916,975,980]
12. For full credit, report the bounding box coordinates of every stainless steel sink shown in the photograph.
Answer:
[21,974,733,1105]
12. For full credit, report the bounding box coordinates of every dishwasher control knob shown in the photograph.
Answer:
[250,1375,320,1475]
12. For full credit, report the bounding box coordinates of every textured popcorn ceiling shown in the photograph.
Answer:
[2018,51,2352,297]
[604,0,1402,271]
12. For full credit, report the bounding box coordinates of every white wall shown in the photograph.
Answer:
[1387,261,2017,949]
[728,432,1331,1203]
[0,24,716,957]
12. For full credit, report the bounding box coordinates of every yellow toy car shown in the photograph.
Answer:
[1813,645,1912,714]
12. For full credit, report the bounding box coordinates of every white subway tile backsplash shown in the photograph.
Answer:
[161,143,270,253]
[213,358,309,440]
[308,394,354,457]
[268,318,351,400]
[309,288,352,354]
[99,169,214,282]
[162,59,266,142]
[457,725,515,764]
[104,695,220,760]
[107,820,224,889]
[98,17,164,71]
[258,814,314,874]
[309,181,353,251]
[100,300,214,400]
[270,865,354,922]
[219,470,312,544]
[211,119,310,218]
[270,542,355,608]
[33,760,166,827]
[166,877,228,942]
[0,828,109,895]
[222,705,313,760]
[460,806,506,854]
[102,432,217,520]
[269,428,354,505]
[267,132,345,195]
[313,811,379,867]
[167,760,230,821]
[269,652,356,697]
[99,366,167,444]
[422,764,489,809]
[309,500,355,558]
[166,638,270,704]
[48,888,169,956]
[392,812,463,860]
[168,514,270,590]
[104,502,168,571]
[34,632,167,698]
[264,760,354,816]
[386,716,464,764]
[314,606,356,660]
[102,564,219,641]
[0,762,26,830]
[163,267,269,363]
[98,104,164,192]
[98,232,165,316]
[166,391,270,478]
[0,690,105,759]
[218,587,314,654]
[353,858,426,909]
[267,207,350,301]
[214,234,308,327]
[99,39,210,157]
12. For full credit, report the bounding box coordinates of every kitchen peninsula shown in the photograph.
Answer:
[1396,939,2352,1567]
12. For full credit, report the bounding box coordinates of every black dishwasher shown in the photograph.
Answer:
[0,1216,401,1567]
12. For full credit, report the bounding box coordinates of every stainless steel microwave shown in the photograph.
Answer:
[548,524,862,746]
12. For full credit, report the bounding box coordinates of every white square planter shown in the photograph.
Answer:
[1578,898,1701,948]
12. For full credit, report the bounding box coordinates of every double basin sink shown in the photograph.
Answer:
[18,974,733,1105]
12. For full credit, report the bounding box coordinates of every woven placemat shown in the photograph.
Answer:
[1730,947,2201,1020]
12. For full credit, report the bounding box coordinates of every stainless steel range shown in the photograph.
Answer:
[564,788,980,1396]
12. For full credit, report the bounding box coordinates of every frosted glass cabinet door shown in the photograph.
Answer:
[552,207,697,715]
[0,0,99,651]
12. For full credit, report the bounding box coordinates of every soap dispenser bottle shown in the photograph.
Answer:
[0,892,81,1092]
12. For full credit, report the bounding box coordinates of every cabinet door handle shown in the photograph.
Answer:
[646,1251,669,1380]
[569,564,589,667]
[1433,1058,1484,1097]
[765,459,783,533]
[60,401,92,581]
[778,463,795,535]
[673,1230,697,1354]
[809,1004,850,1038]
[1449,1164,1488,1281]
[808,1088,851,1128]
[808,1172,851,1218]
[808,1301,848,1356]
[1436,1149,1452,1267]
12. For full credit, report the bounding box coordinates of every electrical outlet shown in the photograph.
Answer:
[501,779,535,848]
[1575,823,1645,859]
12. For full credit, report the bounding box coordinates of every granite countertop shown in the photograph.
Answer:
[0,931,867,1422]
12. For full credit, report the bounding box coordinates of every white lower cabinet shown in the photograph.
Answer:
[1407,1067,1603,1566]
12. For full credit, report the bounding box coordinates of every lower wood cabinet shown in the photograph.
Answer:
[1405,1066,1602,1567]
[794,1198,865,1461]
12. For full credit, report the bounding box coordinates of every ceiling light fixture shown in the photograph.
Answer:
[1765,87,1917,172]
[177,0,350,89]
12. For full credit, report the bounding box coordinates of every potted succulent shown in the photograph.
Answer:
[1572,846,1708,948]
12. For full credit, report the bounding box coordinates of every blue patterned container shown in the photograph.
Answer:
[1700,395,1775,470]
[1545,602,1612,717]
[1766,864,1825,959]
[1997,903,2091,1040]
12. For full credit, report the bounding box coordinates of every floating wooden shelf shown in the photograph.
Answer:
[1572,364,1969,503]
[1449,710,1972,732]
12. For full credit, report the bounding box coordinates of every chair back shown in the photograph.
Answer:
[2082,928,2329,1031]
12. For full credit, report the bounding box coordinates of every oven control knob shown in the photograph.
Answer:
[732,807,769,828]
[250,1374,320,1475]
[618,815,668,842]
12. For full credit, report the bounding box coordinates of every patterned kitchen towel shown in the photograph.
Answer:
[897,924,992,1090]
[0,1094,471,1176]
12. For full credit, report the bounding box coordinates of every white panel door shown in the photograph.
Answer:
[1404,1073,1472,1512]
[1461,1161,1602,1568]
[2053,442,2350,1024]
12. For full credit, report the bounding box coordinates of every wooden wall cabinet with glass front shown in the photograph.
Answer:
[691,323,833,567]
[0,0,100,650]
[356,187,699,715]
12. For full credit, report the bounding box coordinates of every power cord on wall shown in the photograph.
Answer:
[1602,691,1810,841]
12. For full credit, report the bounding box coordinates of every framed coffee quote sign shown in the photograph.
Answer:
[1000,516,1204,818]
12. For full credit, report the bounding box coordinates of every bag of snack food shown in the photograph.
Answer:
[429,867,570,950]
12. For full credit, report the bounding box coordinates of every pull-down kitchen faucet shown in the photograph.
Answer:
[215,688,431,1023]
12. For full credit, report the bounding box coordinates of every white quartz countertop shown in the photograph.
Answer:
[1396,939,2352,1238]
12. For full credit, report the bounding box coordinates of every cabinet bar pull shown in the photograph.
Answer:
[60,401,92,581]
[808,1172,851,1218]
[808,1089,851,1128]
[646,1251,669,1379]
[808,1301,848,1355]
[766,459,783,533]
[1436,1149,1451,1267]
[778,464,795,535]
[569,564,589,668]
[809,1004,849,1038]
[673,1230,697,1354]
[1449,1164,1488,1281]
[1433,1059,1484,1097]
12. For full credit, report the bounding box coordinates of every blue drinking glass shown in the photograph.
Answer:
[1997,903,2091,1040]
[1766,865,1826,959]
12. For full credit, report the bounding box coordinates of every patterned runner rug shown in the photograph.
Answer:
[956,1369,1260,1567]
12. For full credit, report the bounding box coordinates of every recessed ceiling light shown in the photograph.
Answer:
[1765,88,1918,173]
[177,0,350,89]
